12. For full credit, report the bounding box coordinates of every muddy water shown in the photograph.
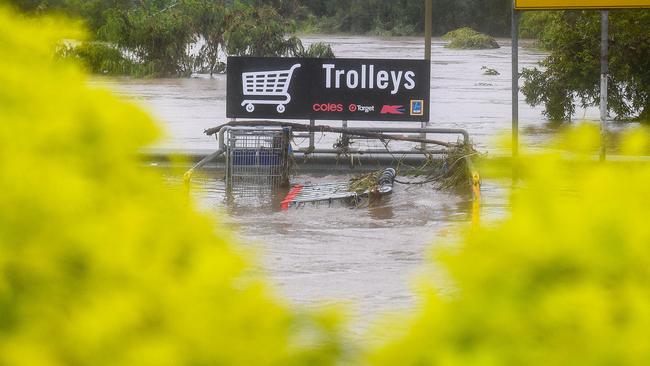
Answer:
[178,169,510,335]
[99,36,588,335]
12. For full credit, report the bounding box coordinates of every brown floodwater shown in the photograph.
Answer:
[162,167,511,336]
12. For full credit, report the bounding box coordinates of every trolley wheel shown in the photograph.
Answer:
[245,104,255,113]
[276,104,286,113]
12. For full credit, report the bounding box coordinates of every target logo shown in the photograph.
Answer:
[349,104,375,113]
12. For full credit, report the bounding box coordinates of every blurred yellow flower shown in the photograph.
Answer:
[368,126,650,365]
[0,7,344,366]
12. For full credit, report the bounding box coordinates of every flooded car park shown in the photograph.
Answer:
[160,167,509,335]
[100,35,591,334]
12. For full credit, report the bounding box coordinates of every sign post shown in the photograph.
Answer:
[227,57,431,122]
[423,0,433,150]
[512,1,519,158]
[424,0,432,61]
[515,0,650,9]
[600,11,609,161]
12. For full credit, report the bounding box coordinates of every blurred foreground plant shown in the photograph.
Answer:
[369,124,650,365]
[0,7,344,366]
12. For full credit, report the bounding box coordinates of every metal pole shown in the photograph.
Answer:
[422,0,433,150]
[511,3,519,158]
[600,10,609,162]
[425,0,432,61]
[342,119,348,150]
[309,119,315,151]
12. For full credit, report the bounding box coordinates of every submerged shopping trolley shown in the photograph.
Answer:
[225,127,292,188]
[241,64,301,114]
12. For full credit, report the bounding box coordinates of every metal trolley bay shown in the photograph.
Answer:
[225,127,292,187]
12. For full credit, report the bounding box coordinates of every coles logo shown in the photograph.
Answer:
[313,103,343,112]
[349,104,375,113]
[380,105,405,115]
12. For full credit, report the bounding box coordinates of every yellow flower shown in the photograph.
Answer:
[0,7,343,366]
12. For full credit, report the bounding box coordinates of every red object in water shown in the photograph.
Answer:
[281,184,304,210]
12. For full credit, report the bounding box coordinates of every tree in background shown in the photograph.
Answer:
[6,0,522,76]
[100,1,196,76]
[522,11,650,122]
[7,0,519,38]
[5,0,134,32]
[519,10,560,40]
[185,0,227,75]
[5,0,333,77]
[225,2,298,57]
[296,0,512,36]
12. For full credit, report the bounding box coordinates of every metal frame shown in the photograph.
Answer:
[512,5,520,158]
[191,125,468,180]
[225,127,290,187]
[219,126,469,156]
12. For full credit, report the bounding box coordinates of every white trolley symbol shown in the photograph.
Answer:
[241,64,301,114]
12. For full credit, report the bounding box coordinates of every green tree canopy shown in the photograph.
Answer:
[521,10,650,122]
[293,0,512,36]
[5,0,333,77]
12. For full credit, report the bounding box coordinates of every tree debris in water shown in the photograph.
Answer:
[482,66,500,76]
[395,140,480,191]
[348,171,381,194]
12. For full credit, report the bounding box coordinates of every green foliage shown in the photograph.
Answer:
[368,19,416,37]
[0,7,346,365]
[481,66,500,76]
[295,0,512,36]
[58,41,136,75]
[368,124,650,365]
[224,4,333,58]
[9,0,518,39]
[241,0,310,20]
[224,3,297,57]
[292,41,336,58]
[443,27,500,50]
[3,0,135,32]
[521,11,650,122]
[519,11,561,41]
[9,0,336,77]
[99,1,196,77]
[187,0,227,75]
[297,14,341,34]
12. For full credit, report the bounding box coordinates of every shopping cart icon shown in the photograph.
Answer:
[241,64,301,114]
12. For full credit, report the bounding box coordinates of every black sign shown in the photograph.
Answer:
[227,57,430,122]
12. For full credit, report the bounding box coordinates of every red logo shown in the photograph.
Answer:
[380,105,405,115]
[348,104,357,112]
[313,103,343,112]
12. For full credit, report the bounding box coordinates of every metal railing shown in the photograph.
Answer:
[184,124,472,186]
[295,126,469,155]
